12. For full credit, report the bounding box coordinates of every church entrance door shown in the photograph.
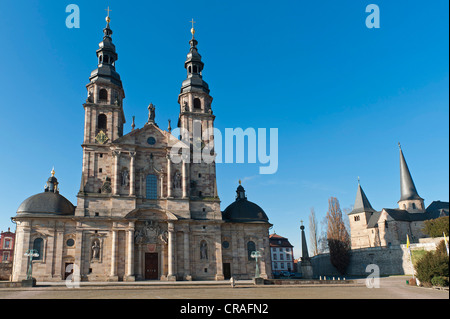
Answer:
[145,253,158,280]
[223,263,231,280]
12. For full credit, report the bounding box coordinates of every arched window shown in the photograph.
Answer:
[99,89,108,102]
[104,55,109,64]
[193,98,201,109]
[33,238,43,261]
[146,174,157,199]
[188,66,192,74]
[193,65,198,73]
[247,241,256,261]
[412,203,416,210]
[98,114,107,130]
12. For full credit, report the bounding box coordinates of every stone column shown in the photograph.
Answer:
[109,224,118,281]
[113,150,121,195]
[125,222,135,281]
[137,244,143,280]
[129,152,136,196]
[167,154,172,198]
[54,226,64,280]
[215,232,224,281]
[182,159,189,199]
[167,222,176,281]
[73,224,83,283]
[11,221,31,282]
[160,174,164,198]
[184,229,192,280]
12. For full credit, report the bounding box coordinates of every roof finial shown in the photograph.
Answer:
[51,167,55,177]
[239,179,241,185]
[105,6,112,24]
[358,176,360,185]
[131,116,135,131]
[398,142,402,150]
[190,18,196,38]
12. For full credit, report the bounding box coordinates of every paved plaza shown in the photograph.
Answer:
[0,276,448,299]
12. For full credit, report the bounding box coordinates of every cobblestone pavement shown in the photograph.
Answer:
[0,276,448,299]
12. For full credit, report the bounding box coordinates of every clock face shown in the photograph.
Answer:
[96,130,109,144]
[147,137,156,145]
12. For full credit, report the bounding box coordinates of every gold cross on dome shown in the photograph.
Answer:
[190,18,196,29]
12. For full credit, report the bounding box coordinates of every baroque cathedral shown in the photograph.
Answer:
[11,15,272,282]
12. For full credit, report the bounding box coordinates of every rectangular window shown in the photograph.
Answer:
[146,175,158,199]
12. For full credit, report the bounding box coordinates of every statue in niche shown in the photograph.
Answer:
[173,171,181,189]
[200,241,208,260]
[121,168,129,186]
[91,240,100,260]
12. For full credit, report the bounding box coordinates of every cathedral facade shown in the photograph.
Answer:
[11,16,272,282]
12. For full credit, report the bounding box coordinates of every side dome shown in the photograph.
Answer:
[16,168,75,216]
[17,192,75,216]
[222,182,269,223]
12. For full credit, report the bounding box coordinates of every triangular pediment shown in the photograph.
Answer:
[113,123,188,149]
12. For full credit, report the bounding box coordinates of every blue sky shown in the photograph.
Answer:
[0,0,448,258]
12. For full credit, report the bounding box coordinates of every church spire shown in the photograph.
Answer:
[398,143,422,201]
[180,20,210,95]
[350,180,376,215]
[88,8,122,88]
[398,143,424,212]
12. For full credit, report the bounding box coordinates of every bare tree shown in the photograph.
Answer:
[309,207,319,256]
[326,197,351,275]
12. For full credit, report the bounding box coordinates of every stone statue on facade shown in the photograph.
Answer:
[147,103,156,124]
[200,241,208,260]
[91,240,100,260]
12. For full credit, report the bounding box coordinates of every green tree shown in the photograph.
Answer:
[422,216,449,238]
[415,240,449,287]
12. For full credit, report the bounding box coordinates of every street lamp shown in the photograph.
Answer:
[24,249,39,281]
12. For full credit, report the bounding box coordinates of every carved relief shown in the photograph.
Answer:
[134,221,168,245]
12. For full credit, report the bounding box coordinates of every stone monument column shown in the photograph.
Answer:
[129,152,136,196]
[167,222,176,281]
[300,223,313,279]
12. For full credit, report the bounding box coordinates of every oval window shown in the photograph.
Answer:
[147,137,156,145]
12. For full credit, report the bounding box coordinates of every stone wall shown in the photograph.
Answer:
[311,237,443,278]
